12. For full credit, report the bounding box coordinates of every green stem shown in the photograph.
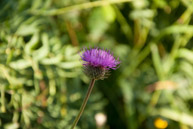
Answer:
[1,85,6,112]
[71,79,96,129]
[32,0,132,16]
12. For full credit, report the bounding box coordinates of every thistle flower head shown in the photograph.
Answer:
[81,48,120,80]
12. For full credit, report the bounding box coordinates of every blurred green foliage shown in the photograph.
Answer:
[0,0,193,129]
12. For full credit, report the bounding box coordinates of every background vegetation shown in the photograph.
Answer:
[0,0,193,129]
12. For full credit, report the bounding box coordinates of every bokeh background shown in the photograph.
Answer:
[0,0,193,129]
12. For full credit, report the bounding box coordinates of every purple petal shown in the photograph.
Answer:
[81,48,120,70]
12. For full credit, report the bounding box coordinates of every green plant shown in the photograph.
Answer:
[0,0,193,129]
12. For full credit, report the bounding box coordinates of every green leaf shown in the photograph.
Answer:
[102,5,116,23]
[32,33,49,61]
[4,123,19,129]
[24,33,40,54]
[178,48,193,64]
[9,59,31,70]
[156,108,193,127]
[57,61,81,69]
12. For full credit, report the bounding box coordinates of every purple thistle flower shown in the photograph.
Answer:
[71,48,120,129]
[81,48,120,80]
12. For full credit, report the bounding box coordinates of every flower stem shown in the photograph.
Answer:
[71,79,96,129]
